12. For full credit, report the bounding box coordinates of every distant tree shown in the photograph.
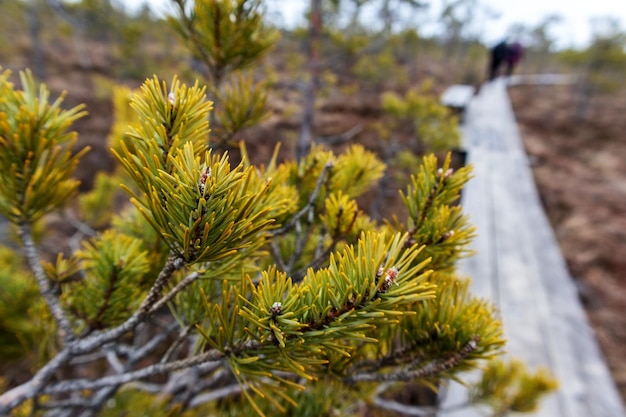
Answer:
[439,0,499,81]
[296,0,322,160]
[25,0,47,80]
[170,0,278,87]
[507,14,562,73]
[559,17,626,120]
[169,0,278,147]
[379,0,427,33]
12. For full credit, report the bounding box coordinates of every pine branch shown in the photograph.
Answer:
[148,271,200,316]
[172,0,215,81]
[344,338,479,384]
[160,324,194,364]
[0,349,72,413]
[42,340,261,395]
[271,161,333,236]
[18,224,75,343]
[0,254,184,412]
[132,322,180,364]
[268,240,288,271]
[72,252,184,354]
[189,384,244,408]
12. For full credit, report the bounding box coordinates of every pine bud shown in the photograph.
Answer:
[384,267,399,287]
[437,167,454,179]
[198,167,212,195]
[168,91,176,106]
[377,266,399,294]
[269,302,283,316]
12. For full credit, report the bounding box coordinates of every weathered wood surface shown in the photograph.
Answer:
[440,84,476,109]
[442,79,625,417]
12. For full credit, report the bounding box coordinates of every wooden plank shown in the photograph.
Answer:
[441,84,475,109]
[442,79,626,417]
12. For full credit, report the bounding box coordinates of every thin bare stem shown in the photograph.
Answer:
[132,322,180,364]
[344,339,478,384]
[271,161,333,236]
[42,352,224,395]
[148,271,200,315]
[43,340,261,395]
[0,254,184,413]
[189,384,243,408]
[0,349,72,413]
[172,0,216,81]
[72,252,184,354]
[268,240,287,271]
[161,324,194,364]
[18,224,75,343]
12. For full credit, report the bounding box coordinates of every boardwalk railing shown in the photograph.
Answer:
[441,79,625,417]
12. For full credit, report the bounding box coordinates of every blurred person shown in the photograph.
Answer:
[488,40,509,81]
[506,41,524,76]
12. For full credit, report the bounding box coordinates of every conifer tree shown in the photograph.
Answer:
[0,66,556,416]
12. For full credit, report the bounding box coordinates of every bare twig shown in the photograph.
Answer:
[271,161,333,236]
[105,350,124,374]
[371,382,471,416]
[172,0,216,82]
[0,349,72,413]
[189,384,244,408]
[148,271,200,315]
[42,340,261,395]
[42,352,223,395]
[161,324,194,364]
[317,124,363,146]
[344,338,478,384]
[0,254,184,413]
[268,240,288,271]
[79,385,120,417]
[132,322,180,364]
[62,211,97,237]
[372,395,438,416]
[286,219,307,274]
[123,382,163,394]
[18,224,75,343]
[71,253,184,354]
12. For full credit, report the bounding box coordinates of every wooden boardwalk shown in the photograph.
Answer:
[442,79,626,417]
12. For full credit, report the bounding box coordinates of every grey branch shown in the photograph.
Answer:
[71,252,184,354]
[18,224,75,343]
[42,340,261,396]
[148,271,200,315]
[189,384,243,408]
[42,351,227,395]
[317,124,363,146]
[0,253,184,413]
[271,161,333,236]
[344,338,478,384]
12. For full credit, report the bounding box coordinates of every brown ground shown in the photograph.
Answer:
[509,84,626,401]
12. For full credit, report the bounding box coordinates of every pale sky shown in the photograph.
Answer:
[127,0,626,50]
